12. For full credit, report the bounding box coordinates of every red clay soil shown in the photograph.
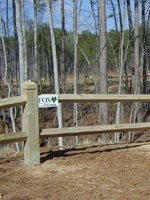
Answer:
[1,142,150,200]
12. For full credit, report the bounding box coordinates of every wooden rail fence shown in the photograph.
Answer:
[1,82,150,165]
[0,82,40,165]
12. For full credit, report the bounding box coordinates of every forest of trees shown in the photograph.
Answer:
[1,0,150,146]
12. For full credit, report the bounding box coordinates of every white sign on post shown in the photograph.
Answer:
[38,94,58,108]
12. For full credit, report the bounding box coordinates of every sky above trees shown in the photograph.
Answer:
[0,0,135,35]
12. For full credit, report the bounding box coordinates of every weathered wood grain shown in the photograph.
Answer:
[0,132,27,144]
[58,94,150,103]
[40,122,150,138]
[22,82,40,165]
[0,96,26,109]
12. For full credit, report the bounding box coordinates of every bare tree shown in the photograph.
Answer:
[21,0,28,81]
[117,0,123,36]
[134,0,140,95]
[73,0,83,145]
[15,0,25,91]
[73,0,78,145]
[46,0,63,147]
[34,0,38,83]
[127,0,134,93]
[61,0,65,93]
[115,0,127,143]
[0,7,20,152]
[134,0,143,127]
[12,0,19,94]
[99,0,108,125]
[110,0,118,32]
[142,0,147,94]
[90,0,100,93]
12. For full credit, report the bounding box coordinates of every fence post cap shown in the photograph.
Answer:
[22,81,37,90]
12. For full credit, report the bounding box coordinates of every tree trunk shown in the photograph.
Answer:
[21,0,28,81]
[142,0,147,94]
[73,0,78,145]
[134,0,143,125]
[61,0,65,93]
[90,0,100,124]
[12,0,19,94]
[15,0,25,92]
[73,0,83,145]
[46,0,63,147]
[115,0,126,143]
[110,0,118,32]
[99,0,108,143]
[127,0,134,93]
[117,0,123,37]
[34,0,38,83]
[134,0,140,92]
[0,9,20,152]
[99,0,108,125]
[90,0,100,58]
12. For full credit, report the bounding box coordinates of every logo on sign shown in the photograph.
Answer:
[38,95,58,108]
[51,96,57,103]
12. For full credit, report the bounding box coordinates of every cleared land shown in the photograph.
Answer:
[1,72,150,199]
[1,142,150,199]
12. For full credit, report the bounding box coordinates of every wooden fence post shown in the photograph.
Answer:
[22,82,40,165]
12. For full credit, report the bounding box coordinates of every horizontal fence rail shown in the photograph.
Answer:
[40,122,150,139]
[1,84,150,166]
[0,132,27,145]
[58,94,150,103]
[0,95,27,145]
[0,82,40,166]
[0,96,27,109]
[40,94,150,140]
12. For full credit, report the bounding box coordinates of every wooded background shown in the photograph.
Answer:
[0,0,150,146]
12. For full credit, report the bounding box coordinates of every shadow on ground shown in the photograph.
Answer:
[40,141,150,163]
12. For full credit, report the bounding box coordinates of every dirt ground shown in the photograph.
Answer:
[1,142,150,200]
